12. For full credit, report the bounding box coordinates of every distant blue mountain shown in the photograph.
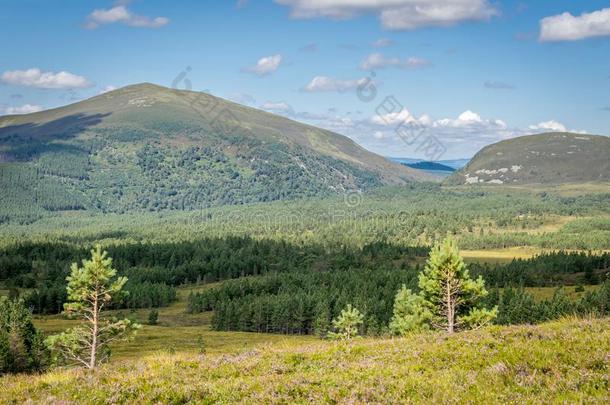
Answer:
[404,161,456,172]
[388,157,470,170]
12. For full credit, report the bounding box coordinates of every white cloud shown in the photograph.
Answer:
[458,110,482,122]
[381,1,498,30]
[242,54,283,76]
[244,98,592,158]
[371,109,419,126]
[528,120,567,132]
[98,85,117,94]
[85,5,169,29]
[261,101,294,113]
[275,0,498,30]
[372,108,507,131]
[361,53,431,70]
[1,68,93,89]
[2,104,44,115]
[430,110,508,131]
[303,76,373,93]
[355,107,518,157]
[527,120,589,134]
[372,38,394,48]
[540,7,610,42]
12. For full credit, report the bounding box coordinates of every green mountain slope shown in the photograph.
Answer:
[446,132,610,186]
[0,83,429,223]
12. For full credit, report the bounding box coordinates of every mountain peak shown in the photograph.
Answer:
[0,81,431,220]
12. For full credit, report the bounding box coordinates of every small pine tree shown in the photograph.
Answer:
[418,236,497,333]
[390,236,497,334]
[328,304,364,340]
[389,285,432,335]
[148,309,159,325]
[46,246,140,369]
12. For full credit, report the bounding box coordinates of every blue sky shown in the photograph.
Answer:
[1,0,609,158]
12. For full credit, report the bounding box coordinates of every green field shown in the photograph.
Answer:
[30,284,315,361]
[3,317,608,403]
[21,280,598,363]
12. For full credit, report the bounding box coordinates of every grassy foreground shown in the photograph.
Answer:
[2,317,608,404]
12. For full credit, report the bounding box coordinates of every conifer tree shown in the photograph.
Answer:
[313,303,331,338]
[0,297,48,374]
[418,236,497,333]
[46,246,140,369]
[148,309,159,325]
[328,304,363,340]
[389,285,432,335]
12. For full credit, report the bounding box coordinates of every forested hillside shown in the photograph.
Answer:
[0,83,427,224]
[2,185,608,250]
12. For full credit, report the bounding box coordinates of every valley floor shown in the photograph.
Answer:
[27,282,600,362]
[2,317,608,404]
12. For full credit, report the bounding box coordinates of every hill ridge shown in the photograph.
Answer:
[446,132,610,185]
[0,83,430,223]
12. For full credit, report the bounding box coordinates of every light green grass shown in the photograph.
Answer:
[522,285,599,301]
[32,283,315,361]
[2,317,609,403]
[28,280,602,363]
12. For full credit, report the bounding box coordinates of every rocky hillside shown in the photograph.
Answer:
[446,132,610,186]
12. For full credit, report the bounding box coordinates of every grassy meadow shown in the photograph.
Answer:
[21,279,600,362]
[30,284,316,361]
[2,317,608,403]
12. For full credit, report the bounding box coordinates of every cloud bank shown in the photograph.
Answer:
[540,7,610,41]
[86,5,169,29]
[275,0,498,30]
[1,68,93,89]
[2,104,44,115]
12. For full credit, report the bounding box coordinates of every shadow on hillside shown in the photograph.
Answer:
[0,112,111,161]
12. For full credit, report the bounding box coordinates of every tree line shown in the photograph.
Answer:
[2,237,607,315]
[0,238,427,314]
[188,255,609,336]
[470,251,609,287]
[486,283,610,325]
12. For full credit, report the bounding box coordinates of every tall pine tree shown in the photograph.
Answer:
[46,246,140,369]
